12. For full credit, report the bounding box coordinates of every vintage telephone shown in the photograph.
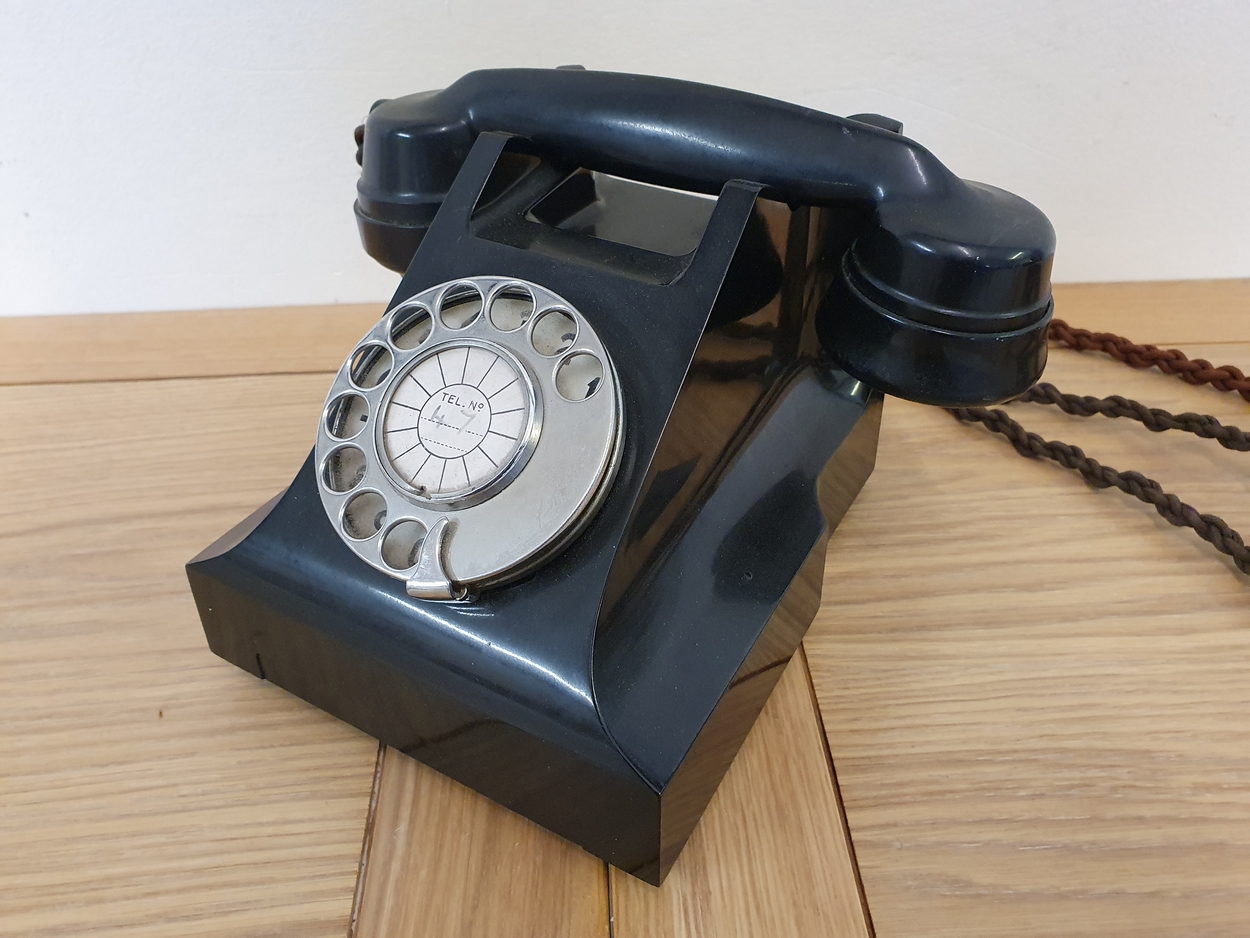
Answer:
[188,68,1054,884]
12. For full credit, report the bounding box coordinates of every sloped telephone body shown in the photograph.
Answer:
[188,69,1053,884]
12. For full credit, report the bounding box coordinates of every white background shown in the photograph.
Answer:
[1,0,1247,317]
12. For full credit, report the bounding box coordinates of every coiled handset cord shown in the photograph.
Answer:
[948,320,1250,576]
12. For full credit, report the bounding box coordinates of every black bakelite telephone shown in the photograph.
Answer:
[188,68,1054,884]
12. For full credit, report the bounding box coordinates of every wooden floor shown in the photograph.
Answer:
[1,280,1247,936]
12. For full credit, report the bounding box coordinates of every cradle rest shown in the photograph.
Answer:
[355,68,1056,405]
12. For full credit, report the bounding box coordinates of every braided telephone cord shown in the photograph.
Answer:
[948,404,1250,574]
[1049,318,1250,402]
[1019,383,1250,451]
[949,319,1249,576]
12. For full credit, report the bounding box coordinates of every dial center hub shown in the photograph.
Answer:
[381,341,532,502]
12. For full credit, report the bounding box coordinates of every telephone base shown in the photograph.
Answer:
[188,133,884,883]
[189,384,877,885]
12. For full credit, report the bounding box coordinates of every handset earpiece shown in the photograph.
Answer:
[828,177,1054,406]
[355,68,1054,405]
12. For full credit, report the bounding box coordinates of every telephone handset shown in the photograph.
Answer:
[191,68,1056,884]
[354,68,1055,405]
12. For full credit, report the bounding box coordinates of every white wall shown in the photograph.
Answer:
[1,0,1247,317]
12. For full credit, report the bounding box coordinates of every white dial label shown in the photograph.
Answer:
[382,343,530,499]
[418,384,490,457]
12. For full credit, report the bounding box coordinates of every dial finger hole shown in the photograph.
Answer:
[325,392,369,440]
[554,352,605,402]
[350,343,393,389]
[380,519,428,570]
[342,491,387,540]
[489,285,535,332]
[390,304,433,350]
[439,283,484,330]
[531,309,578,357]
[322,444,367,493]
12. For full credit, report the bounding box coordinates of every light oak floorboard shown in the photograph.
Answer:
[0,373,378,937]
[7,281,1243,935]
[1052,279,1250,344]
[0,302,384,385]
[807,342,1250,937]
[353,747,609,938]
[611,653,872,938]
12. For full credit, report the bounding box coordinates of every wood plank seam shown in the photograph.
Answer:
[2,280,1247,386]
[799,643,878,938]
[11,340,1250,389]
[4,370,340,391]
[606,861,615,938]
[348,741,387,938]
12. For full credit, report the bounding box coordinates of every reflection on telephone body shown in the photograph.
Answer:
[188,68,1054,885]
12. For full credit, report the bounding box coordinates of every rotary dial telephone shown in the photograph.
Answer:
[190,67,1054,884]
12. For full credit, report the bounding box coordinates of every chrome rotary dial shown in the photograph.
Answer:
[315,276,623,600]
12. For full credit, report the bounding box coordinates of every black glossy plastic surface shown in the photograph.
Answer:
[356,68,1055,404]
[191,135,881,884]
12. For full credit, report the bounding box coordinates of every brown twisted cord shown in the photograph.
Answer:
[947,405,1250,574]
[1048,318,1250,402]
[1018,382,1250,451]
